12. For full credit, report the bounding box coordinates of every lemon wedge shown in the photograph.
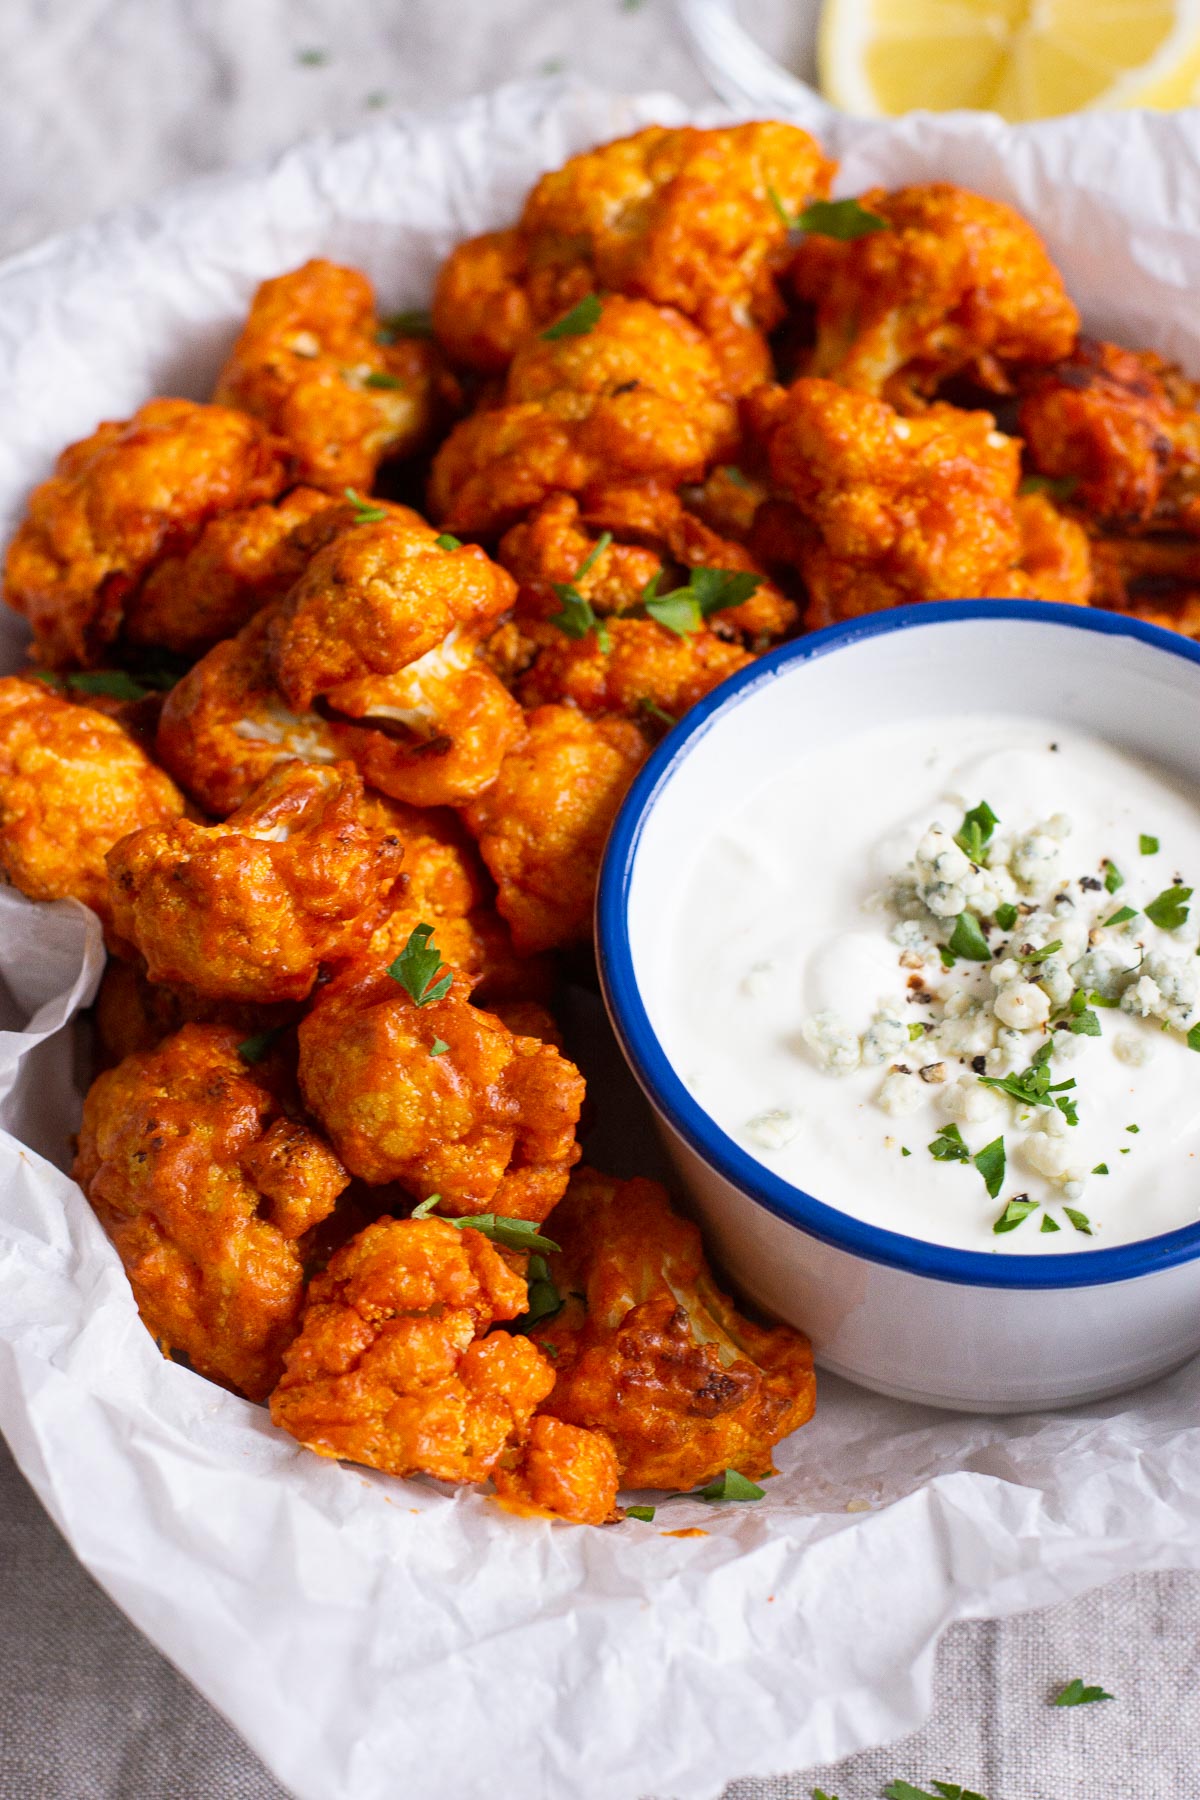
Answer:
[819,0,1200,121]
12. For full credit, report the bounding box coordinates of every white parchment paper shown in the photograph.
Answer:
[2,78,1200,1800]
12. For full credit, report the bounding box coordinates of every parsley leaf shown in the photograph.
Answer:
[993,1195,1038,1234]
[928,1124,971,1164]
[430,1037,449,1057]
[939,947,957,969]
[637,697,677,733]
[641,566,762,637]
[541,293,602,339]
[1056,1093,1079,1126]
[698,1468,765,1502]
[550,532,614,650]
[770,194,888,238]
[1104,905,1138,927]
[378,308,433,339]
[363,369,404,389]
[1018,473,1079,503]
[1145,884,1192,930]
[386,922,453,1006]
[883,1784,989,1800]
[520,1254,563,1325]
[410,1195,561,1254]
[66,670,152,701]
[1023,939,1063,964]
[343,487,388,524]
[1092,1163,1109,1175]
[296,46,328,65]
[1139,834,1159,855]
[1068,1006,1101,1036]
[1187,1024,1200,1051]
[949,913,991,960]
[1040,1213,1061,1233]
[954,800,998,864]
[237,1028,282,1065]
[434,533,462,551]
[974,1136,1006,1199]
[1104,860,1125,894]
[979,1053,1075,1110]
[995,902,1019,931]
[1054,1678,1113,1707]
[1127,1123,1140,1133]
[810,1790,838,1800]
[908,1022,926,1041]
[625,1504,656,1522]
[1063,1206,1093,1236]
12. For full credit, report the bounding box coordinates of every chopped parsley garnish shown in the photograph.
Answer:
[883,1782,989,1800]
[698,1468,765,1502]
[1063,1206,1093,1236]
[1067,989,1101,1036]
[995,902,1019,931]
[1127,1123,1140,1133]
[640,566,762,637]
[550,532,614,650]
[974,1136,1006,1199]
[66,670,153,701]
[1056,1094,1079,1126]
[637,697,677,732]
[954,800,998,864]
[237,1028,282,1064]
[1139,834,1159,855]
[1103,905,1138,927]
[379,308,434,339]
[363,369,404,389]
[1018,473,1079,503]
[296,46,328,65]
[768,192,889,238]
[410,1195,561,1254]
[979,1051,1075,1111]
[948,912,991,961]
[430,1037,449,1057]
[908,1022,926,1041]
[520,1254,563,1325]
[1054,1679,1113,1707]
[541,293,603,339]
[939,947,957,969]
[1040,1213,1061,1233]
[901,1146,911,1156]
[1104,860,1125,894]
[625,1505,656,1522]
[1188,1024,1200,1051]
[387,922,452,1006]
[1088,991,1121,1008]
[1092,1163,1109,1175]
[928,1124,971,1164]
[343,487,388,523]
[1145,883,1192,930]
[434,533,462,551]
[993,1194,1038,1234]
[1023,939,1063,963]
[811,1790,838,1800]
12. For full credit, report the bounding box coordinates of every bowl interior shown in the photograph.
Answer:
[602,601,1200,1286]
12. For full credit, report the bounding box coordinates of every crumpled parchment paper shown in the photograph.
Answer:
[2,77,1200,1800]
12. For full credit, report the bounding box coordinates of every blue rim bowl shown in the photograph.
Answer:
[597,599,1200,1292]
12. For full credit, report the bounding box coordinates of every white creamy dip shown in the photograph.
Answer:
[657,714,1200,1252]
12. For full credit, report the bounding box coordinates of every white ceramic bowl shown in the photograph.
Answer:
[598,601,1200,1413]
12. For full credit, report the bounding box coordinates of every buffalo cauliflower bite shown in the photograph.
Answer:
[1015,491,1092,605]
[93,957,297,1066]
[268,512,517,713]
[1089,533,1200,632]
[297,961,584,1219]
[268,1214,555,1483]
[107,762,402,1003]
[432,123,834,374]
[498,494,664,622]
[792,183,1078,404]
[492,1415,620,1525]
[74,1023,349,1400]
[155,606,343,817]
[750,378,1029,627]
[124,485,336,655]
[0,675,184,938]
[428,297,738,537]
[3,399,289,668]
[532,1169,816,1490]
[1018,337,1200,529]
[214,259,441,492]
[515,616,752,719]
[464,705,648,953]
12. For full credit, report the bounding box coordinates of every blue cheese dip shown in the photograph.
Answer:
[658,714,1200,1252]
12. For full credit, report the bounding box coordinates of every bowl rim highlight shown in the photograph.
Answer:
[597,598,1200,1292]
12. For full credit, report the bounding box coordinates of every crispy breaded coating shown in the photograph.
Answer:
[750,378,1029,627]
[532,1169,815,1490]
[3,399,289,668]
[492,1415,620,1525]
[125,485,336,654]
[432,124,833,372]
[464,704,647,954]
[269,1214,555,1482]
[0,675,184,938]
[214,259,441,492]
[156,606,343,816]
[298,961,584,1219]
[515,616,751,718]
[93,957,297,1065]
[428,297,738,537]
[268,512,516,713]
[1015,492,1092,605]
[792,183,1078,404]
[107,762,402,1003]
[1018,337,1200,529]
[74,1023,349,1400]
[498,494,664,622]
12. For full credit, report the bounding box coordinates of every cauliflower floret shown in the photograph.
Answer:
[801,1010,862,1075]
[492,1415,620,1526]
[876,1067,926,1116]
[940,1076,1001,1125]
[532,1168,816,1490]
[862,1008,911,1065]
[994,981,1052,1030]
